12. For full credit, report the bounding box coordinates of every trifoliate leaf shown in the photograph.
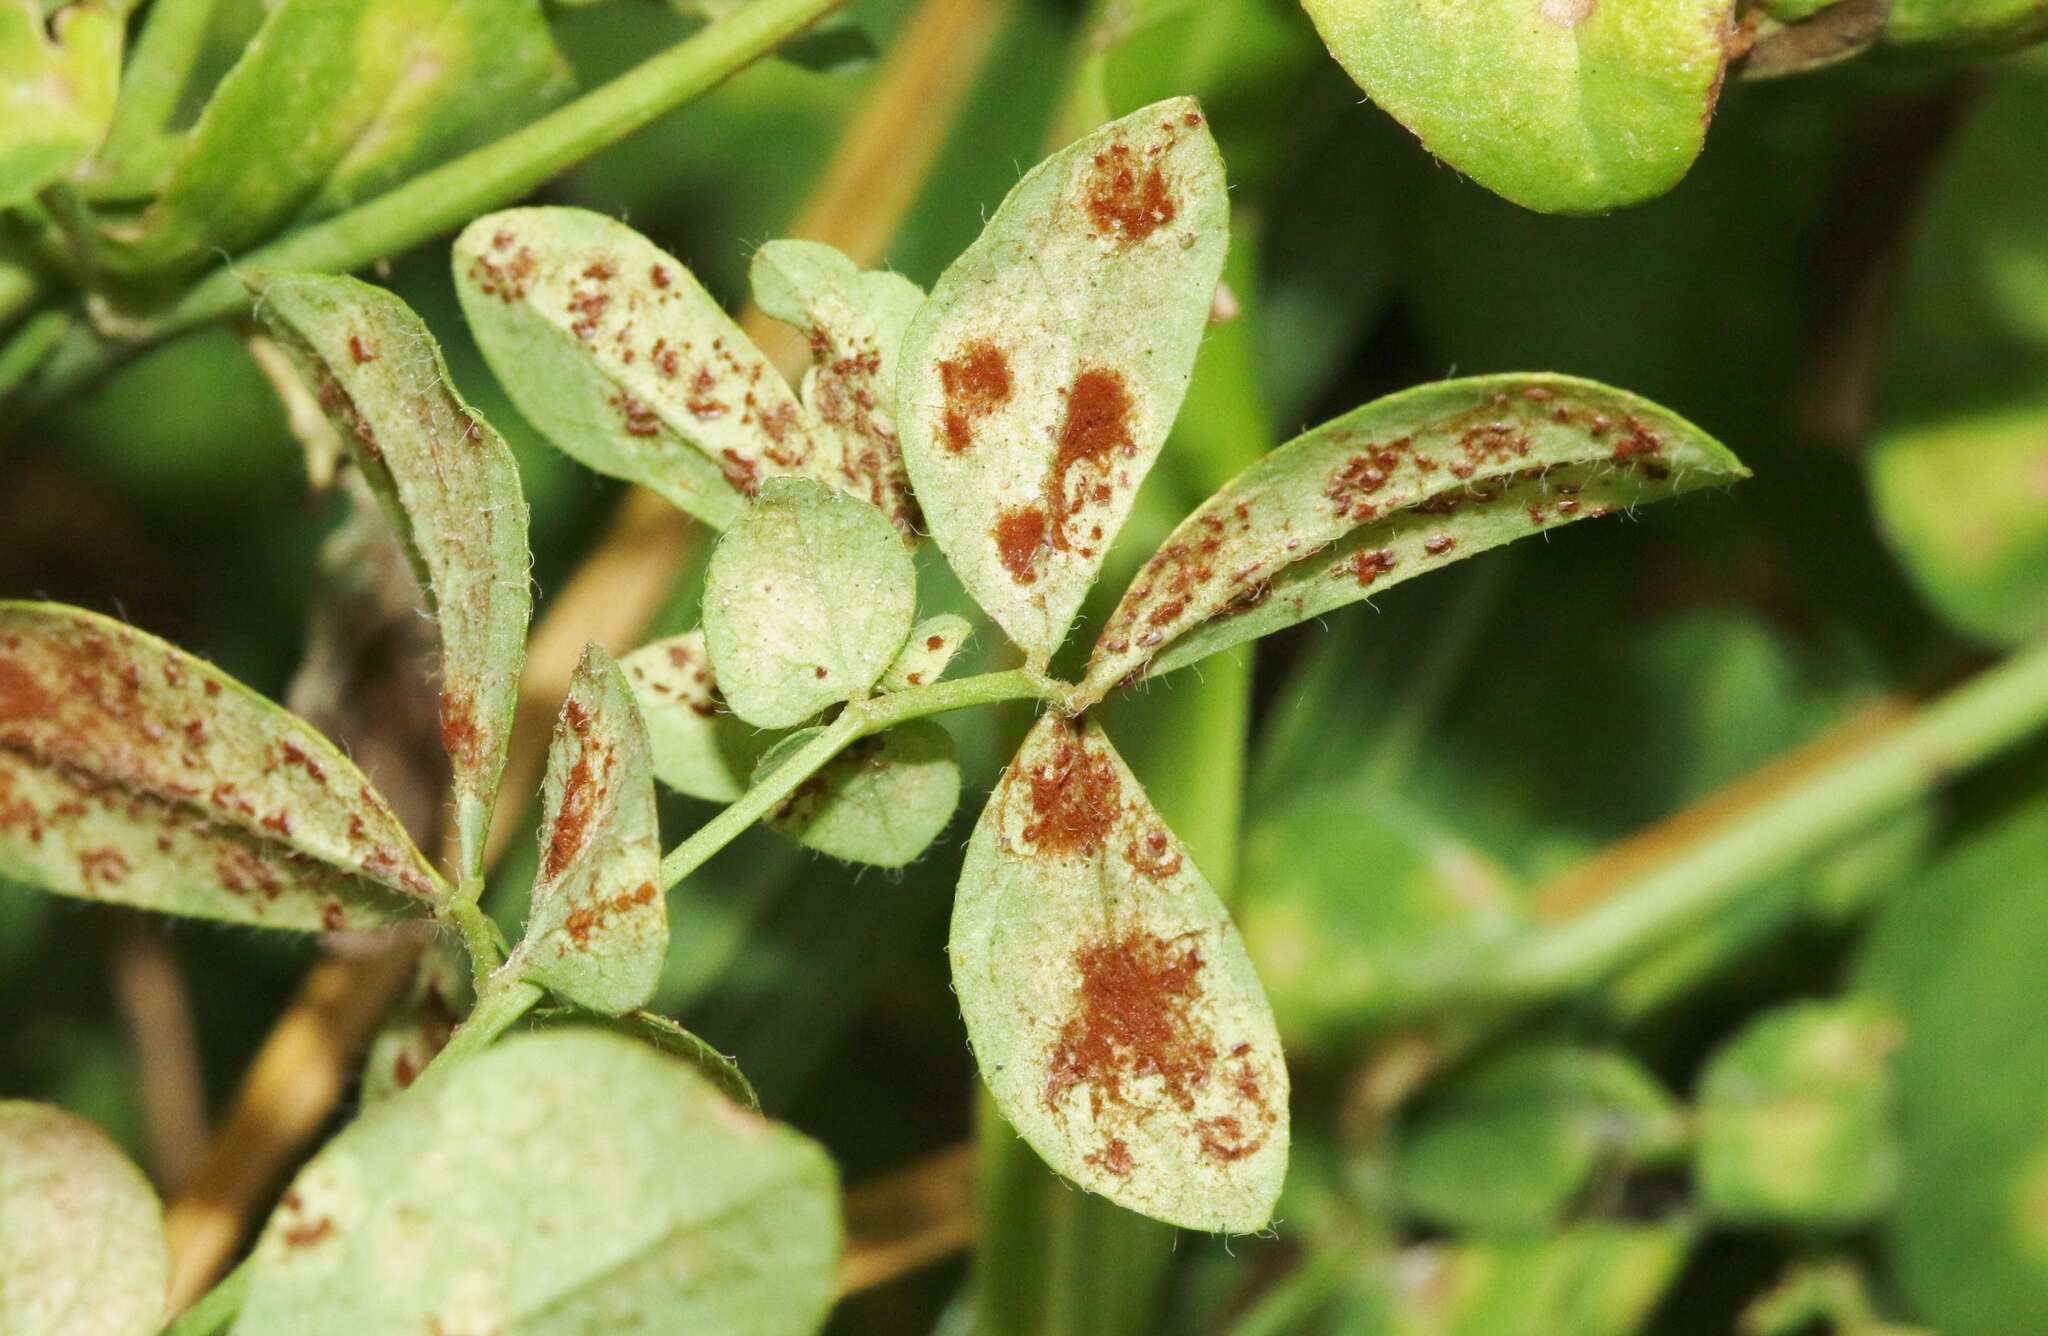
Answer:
[619,630,770,803]
[499,645,665,1015]
[757,720,959,867]
[880,614,970,693]
[702,478,916,729]
[0,0,120,210]
[0,1101,167,1336]
[237,1030,840,1334]
[0,602,440,927]
[249,271,531,887]
[951,714,1288,1232]
[1300,0,1735,214]
[896,97,1228,662]
[1083,374,1747,701]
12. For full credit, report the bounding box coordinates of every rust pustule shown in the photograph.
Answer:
[993,506,1048,585]
[0,657,50,722]
[1049,367,1135,548]
[438,691,481,771]
[1019,725,1120,856]
[1045,929,1213,1117]
[937,340,1012,453]
[561,880,657,948]
[1084,141,1177,244]
[543,700,601,881]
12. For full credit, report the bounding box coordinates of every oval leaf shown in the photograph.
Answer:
[758,719,960,867]
[702,478,916,729]
[951,714,1288,1232]
[619,630,770,803]
[0,602,441,925]
[880,613,970,693]
[249,271,532,885]
[1083,374,1748,700]
[896,97,1228,662]
[0,1102,167,1336]
[238,1030,840,1334]
[500,644,664,1015]
[535,1007,760,1113]
[1301,0,1734,213]
[0,0,119,211]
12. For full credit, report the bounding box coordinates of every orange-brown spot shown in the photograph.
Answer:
[438,690,480,772]
[0,657,50,721]
[347,334,377,364]
[937,340,1012,452]
[1049,367,1135,548]
[1046,929,1211,1116]
[1084,142,1177,244]
[1019,724,1120,855]
[993,506,1047,585]
[1086,1137,1136,1177]
[543,700,599,881]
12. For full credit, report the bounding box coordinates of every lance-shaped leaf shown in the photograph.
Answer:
[702,479,917,729]
[951,714,1288,1232]
[751,239,926,538]
[880,613,970,692]
[238,1030,840,1334]
[1082,374,1747,702]
[96,0,569,277]
[756,720,960,867]
[896,98,1228,662]
[0,1101,168,1336]
[0,602,441,926]
[0,0,120,210]
[619,630,771,803]
[500,645,665,1015]
[250,271,531,887]
[454,207,829,530]
[1301,0,1734,214]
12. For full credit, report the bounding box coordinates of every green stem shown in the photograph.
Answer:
[448,895,505,994]
[97,0,219,171]
[426,978,545,1075]
[163,1256,250,1336]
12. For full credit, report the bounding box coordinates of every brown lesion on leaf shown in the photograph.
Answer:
[1085,1136,1135,1177]
[1341,547,1398,588]
[438,689,481,773]
[1123,827,1183,880]
[1045,929,1211,1117]
[993,505,1048,586]
[1048,367,1137,555]
[1016,721,1120,855]
[277,1191,336,1250]
[347,334,378,364]
[542,698,607,882]
[560,879,657,949]
[467,231,537,302]
[937,339,1012,454]
[1084,139,1179,245]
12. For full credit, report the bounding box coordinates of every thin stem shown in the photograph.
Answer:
[97,0,219,170]
[164,1255,250,1336]
[424,979,544,1076]
[447,897,505,993]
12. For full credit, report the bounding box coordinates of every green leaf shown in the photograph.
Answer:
[879,613,970,693]
[1377,1224,1694,1335]
[361,939,471,1106]
[97,0,569,276]
[895,97,1229,662]
[1395,1042,1687,1234]
[750,238,926,537]
[702,478,916,729]
[0,0,119,210]
[237,1030,840,1334]
[1083,374,1748,699]
[1695,996,1902,1228]
[0,1101,167,1336]
[499,644,665,1015]
[453,207,814,530]
[249,271,532,886]
[536,1006,760,1113]
[1300,0,1734,214]
[1884,0,2048,48]
[1740,0,1889,79]
[0,601,440,927]
[757,719,960,867]
[950,714,1288,1232]
[619,630,770,804]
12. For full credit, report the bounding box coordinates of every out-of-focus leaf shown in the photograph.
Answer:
[237,1030,840,1333]
[619,630,769,804]
[896,97,1228,662]
[702,478,915,729]
[0,0,119,209]
[1741,0,1890,79]
[1739,1258,1930,1336]
[0,602,439,926]
[535,1007,760,1113]
[1375,1224,1694,1334]
[361,938,471,1107]
[951,714,1287,1232]
[1884,0,2048,48]
[1084,374,1747,698]
[1299,0,1734,214]
[98,0,569,276]
[249,271,531,886]
[0,1100,167,1336]
[499,645,664,1015]
[756,719,958,867]
[1395,1042,1687,1233]
[1695,997,1902,1227]
[879,613,969,693]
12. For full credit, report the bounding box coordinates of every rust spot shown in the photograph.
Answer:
[347,334,377,364]
[543,700,600,881]
[438,691,481,772]
[281,1216,334,1249]
[650,264,672,289]
[993,506,1048,585]
[0,657,50,721]
[1046,929,1211,1116]
[1049,367,1135,548]
[1018,723,1120,855]
[562,880,658,948]
[467,245,536,302]
[925,635,944,651]
[1124,828,1183,880]
[1086,1137,1135,1177]
[611,391,662,438]
[1084,142,1177,244]
[1194,1114,1263,1162]
[1344,547,1398,587]
[1423,534,1455,556]
[937,340,1012,452]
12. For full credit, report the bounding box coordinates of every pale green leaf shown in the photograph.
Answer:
[1378,1224,1695,1334]
[499,645,665,1015]
[702,478,916,729]
[236,1030,840,1335]
[361,939,471,1107]
[0,601,441,927]
[1300,0,1734,213]
[757,719,959,867]
[249,271,532,885]
[1083,374,1748,700]
[880,613,970,693]
[750,239,927,537]
[896,97,1228,662]
[0,0,119,210]
[951,714,1288,1232]
[0,1101,167,1336]
[619,630,770,804]
[1884,0,2048,47]
[536,1006,759,1113]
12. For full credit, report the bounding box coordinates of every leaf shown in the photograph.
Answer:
[0,0,120,210]
[0,1101,167,1336]
[237,1029,840,1334]
[895,97,1228,662]
[96,0,569,276]
[534,1006,760,1113]
[1083,374,1748,701]
[0,601,441,928]
[1883,0,2048,48]
[361,939,472,1106]
[1377,1224,1694,1334]
[499,645,665,1015]
[757,720,960,867]
[750,238,927,538]
[249,271,532,886]
[1740,0,1890,79]
[950,713,1288,1232]
[1695,997,1902,1228]
[1300,0,1734,214]
[880,613,970,693]
[702,478,917,729]
[619,630,771,804]
[1394,1042,1687,1233]
[453,207,821,530]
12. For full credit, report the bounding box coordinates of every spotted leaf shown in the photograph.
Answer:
[619,630,771,804]
[756,720,959,867]
[0,0,120,210]
[951,714,1288,1232]
[880,613,970,693]
[896,98,1228,662]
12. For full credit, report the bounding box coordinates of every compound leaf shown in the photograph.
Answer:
[757,720,959,868]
